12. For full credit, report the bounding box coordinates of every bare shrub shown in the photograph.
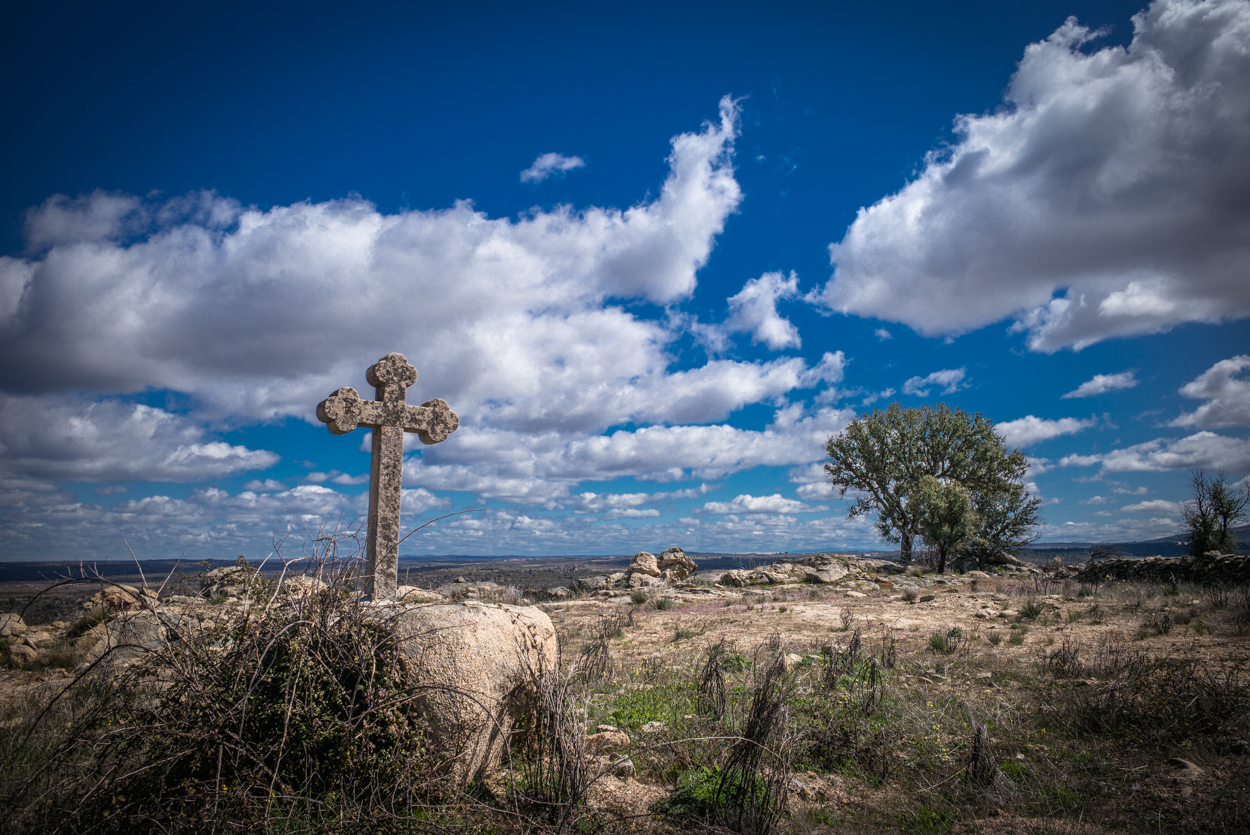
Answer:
[698,638,731,719]
[822,628,862,688]
[1205,582,1231,610]
[576,614,620,683]
[4,540,444,832]
[962,722,999,791]
[1141,610,1174,637]
[512,667,591,832]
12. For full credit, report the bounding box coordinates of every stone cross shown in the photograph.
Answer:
[317,352,458,600]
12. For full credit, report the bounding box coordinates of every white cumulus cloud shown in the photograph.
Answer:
[1062,430,1250,473]
[0,98,743,430]
[819,0,1250,351]
[700,493,823,515]
[724,271,803,349]
[1171,354,1250,428]
[1122,499,1184,515]
[996,415,1096,448]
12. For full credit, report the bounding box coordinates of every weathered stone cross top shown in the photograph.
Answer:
[317,352,458,600]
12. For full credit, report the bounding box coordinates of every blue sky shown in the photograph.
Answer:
[1,0,1248,562]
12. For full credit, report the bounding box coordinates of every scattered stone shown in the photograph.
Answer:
[1077,551,1250,586]
[1167,757,1205,779]
[963,570,992,579]
[718,569,750,587]
[278,575,326,599]
[7,644,37,664]
[640,721,665,734]
[919,594,936,603]
[783,652,804,670]
[609,756,636,778]
[585,730,630,755]
[998,609,1019,619]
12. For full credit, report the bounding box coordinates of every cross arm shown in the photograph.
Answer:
[358,398,459,444]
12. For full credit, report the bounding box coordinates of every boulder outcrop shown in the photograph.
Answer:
[627,551,661,578]
[657,547,697,581]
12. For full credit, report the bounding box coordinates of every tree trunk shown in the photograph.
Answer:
[937,545,947,574]
[899,532,913,564]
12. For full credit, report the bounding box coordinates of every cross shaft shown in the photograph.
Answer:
[317,353,458,599]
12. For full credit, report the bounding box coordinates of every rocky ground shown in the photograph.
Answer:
[2,549,1248,833]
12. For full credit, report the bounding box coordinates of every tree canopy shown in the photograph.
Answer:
[1182,469,1248,556]
[824,402,1040,568]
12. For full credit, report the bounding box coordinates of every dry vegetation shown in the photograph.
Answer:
[2,558,1249,834]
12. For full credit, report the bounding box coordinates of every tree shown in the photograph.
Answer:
[1182,469,1249,556]
[824,402,1040,567]
[910,475,978,573]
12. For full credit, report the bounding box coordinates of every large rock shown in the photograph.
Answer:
[391,602,558,784]
[395,585,446,604]
[82,584,159,617]
[201,565,261,598]
[801,564,849,584]
[0,613,27,638]
[627,551,661,577]
[657,547,697,581]
[81,610,170,671]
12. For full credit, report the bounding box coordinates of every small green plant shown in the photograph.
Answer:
[901,588,920,602]
[1142,610,1173,636]
[928,630,962,655]
[654,597,675,611]
[1009,629,1027,646]
[674,626,697,641]
[1018,598,1044,620]
[629,589,649,605]
[1077,585,1093,598]
[987,631,1003,646]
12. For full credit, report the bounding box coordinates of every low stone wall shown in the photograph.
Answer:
[1075,552,1250,585]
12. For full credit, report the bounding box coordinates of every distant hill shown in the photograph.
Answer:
[1027,523,1250,560]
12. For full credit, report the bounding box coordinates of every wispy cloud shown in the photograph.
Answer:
[519,152,585,183]
[902,368,965,397]
[1062,371,1137,399]
[1060,431,1250,474]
